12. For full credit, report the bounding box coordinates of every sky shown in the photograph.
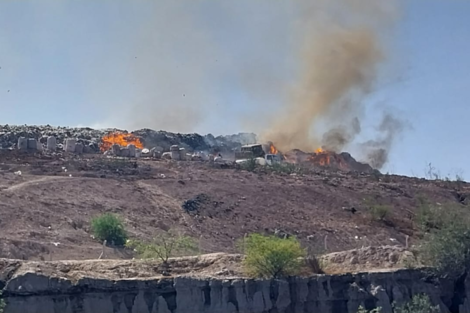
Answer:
[0,0,469,179]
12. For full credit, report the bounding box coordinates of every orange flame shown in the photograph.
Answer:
[100,132,144,152]
[269,143,279,154]
[315,147,325,153]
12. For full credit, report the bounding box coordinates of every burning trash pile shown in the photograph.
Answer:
[281,148,374,173]
[0,125,256,156]
[0,124,375,172]
[101,132,144,157]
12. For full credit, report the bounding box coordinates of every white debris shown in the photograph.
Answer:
[69,174,72,177]
[51,242,60,247]
[14,171,22,176]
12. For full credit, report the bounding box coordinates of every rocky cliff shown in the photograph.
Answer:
[0,257,467,313]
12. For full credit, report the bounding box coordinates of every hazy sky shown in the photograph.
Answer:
[0,0,469,179]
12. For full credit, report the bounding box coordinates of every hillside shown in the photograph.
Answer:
[0,149,467,262]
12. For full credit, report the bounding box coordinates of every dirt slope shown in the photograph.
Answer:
[0,151,467,261]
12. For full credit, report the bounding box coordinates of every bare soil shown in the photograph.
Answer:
[0,150,467,263]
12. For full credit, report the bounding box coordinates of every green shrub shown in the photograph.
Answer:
[369,205,389,221]
[126,232,197,263]
[393,294,439,313]
[91,213,128,246]
[242,233,305,279]
[419,216,470,279]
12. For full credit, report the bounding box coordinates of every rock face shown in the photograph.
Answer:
[1,266,464,313]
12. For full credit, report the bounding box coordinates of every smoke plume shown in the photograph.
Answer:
[363,113,408,169]
[261,0,398,157]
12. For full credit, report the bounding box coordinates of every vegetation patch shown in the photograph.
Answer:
[241,233,305,279]
[126,232,197,263]
[91,213,128,246]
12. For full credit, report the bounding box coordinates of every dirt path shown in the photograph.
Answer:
[4,176,72,192]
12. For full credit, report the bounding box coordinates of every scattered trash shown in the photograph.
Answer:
[14,171,22,176]
[51,242,60,247]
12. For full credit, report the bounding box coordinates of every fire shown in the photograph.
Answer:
[100,132,144,152]
[269,143,279,155]
[315,147,325,153]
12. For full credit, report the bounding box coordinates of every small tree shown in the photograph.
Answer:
[242,233,305,279]
[126,232,197,263]
[91,213,128,246]
[419,217,470,279]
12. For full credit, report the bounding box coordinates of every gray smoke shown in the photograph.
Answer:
[362,113,408,169]
[321,117,362,152]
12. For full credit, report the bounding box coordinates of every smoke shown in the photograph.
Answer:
[0,0,405,166]
[363,112,409,169]
[261,0,399,156]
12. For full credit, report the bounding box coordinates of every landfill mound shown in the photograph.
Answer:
[0,125,257,154]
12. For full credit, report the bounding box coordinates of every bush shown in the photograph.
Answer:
[369,205,389,221]
[126,232,197,263]
[419,216,470,279]
[91,213,128,246]
[393,294,439,313]
[242,233,305,279]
